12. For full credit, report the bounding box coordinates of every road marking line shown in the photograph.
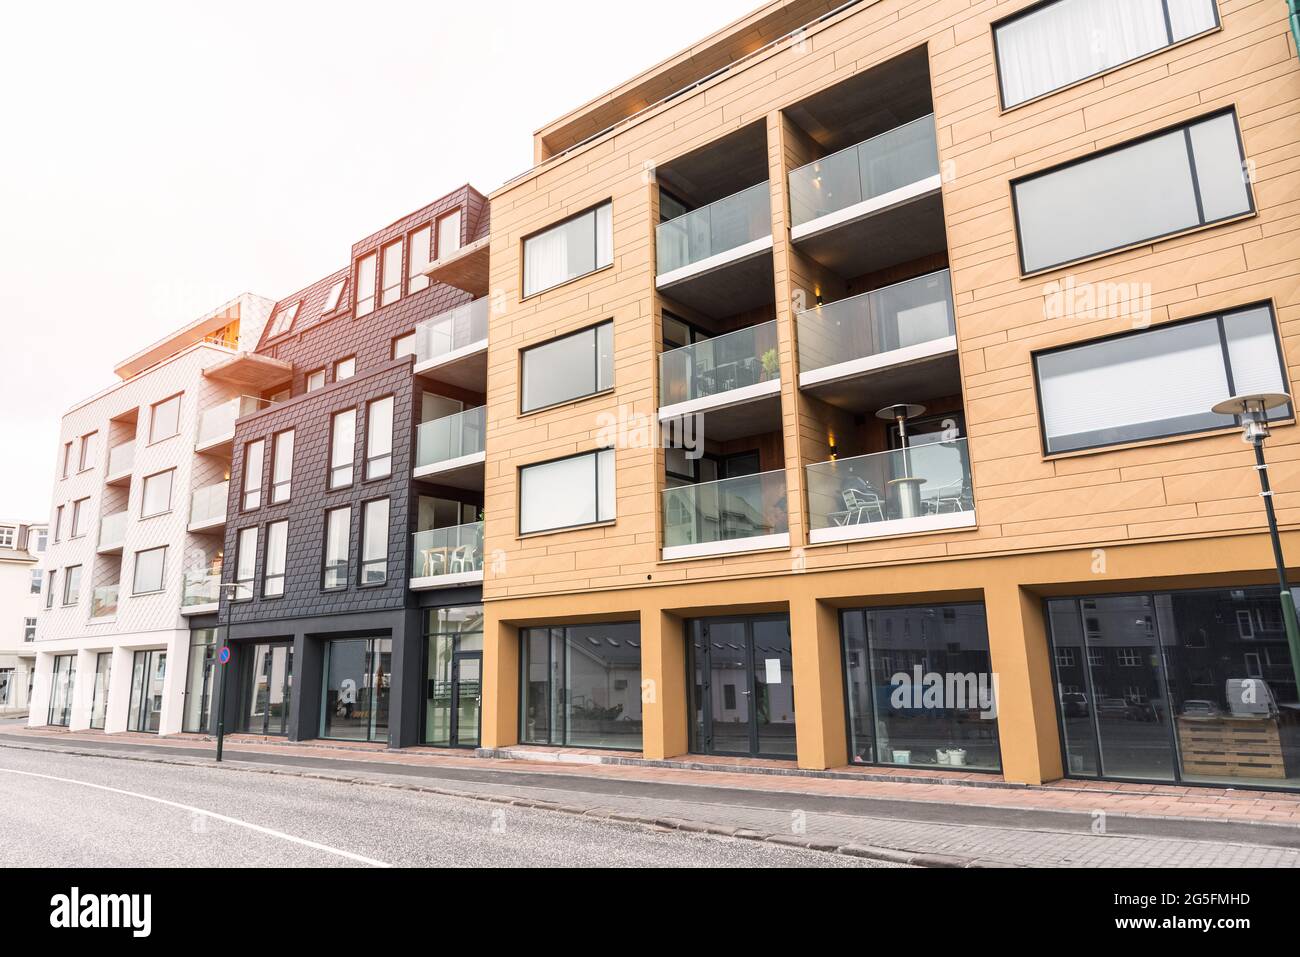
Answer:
[0,767,391,867]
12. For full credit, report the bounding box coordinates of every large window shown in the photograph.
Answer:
[242,439,265,510]
[183,630,218,734]
[995,0,1220,109]
[132,547,167,595]
[841,604,1001,771]
[365,396,394,480]
[519,449,615,535]
[523,202,613,298]
[355,252,377,317]
[271,430,294,504]
[235,527,258,600]
[141,469,174,518]
[62,565,82,605]
[520,622,642,749]
[323,506,351,590]
[48,655,76,727]
[1013,110,1252,274]
[438,210,462,258]
[329,409,356,489]
[1035,304,1289,454]
[408,225,432,294]
[521,321,615,413]
[150,394,182,443]
[381,240,403,307]
[321,637,391,742]
[360,498,389,585]
[424,605,484,748]
[263,520,288,597]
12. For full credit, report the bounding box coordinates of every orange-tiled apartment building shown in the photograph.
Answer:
[474,0,1300,791]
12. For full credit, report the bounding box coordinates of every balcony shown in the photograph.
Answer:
[188,481,229,533]
[410,522,484,590]
[789,114,945,276]
[196,396,273,453]
[96,511,127,554]
[662,469,789,561]
[411,298,489,389]
[656,182,773,315]
[181,572,221,615]
[659,320,782,439]
[414,406,486,489]
[798,270,958,409]
[90,584,119,620]
[105,441,135,485]
[806,438,976,545]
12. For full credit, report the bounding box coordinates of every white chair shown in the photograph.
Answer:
[841,487,885,524]
[421,548,446,578]
[448,545,476,574]
[930,480,972,514]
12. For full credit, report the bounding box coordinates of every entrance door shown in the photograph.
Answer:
[689,615,795,758]
[127,650,166,733]
[241,643,293,736]
[452,653,482,749]
[321,637,391,743]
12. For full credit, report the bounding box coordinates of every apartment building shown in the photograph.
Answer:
[209,186,490,748]
[29,294,275,734]
[0,521,46,713]
[474,0,1300,792]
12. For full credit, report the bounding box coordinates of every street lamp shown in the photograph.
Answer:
[1211,392,1300,691]
[212,581,244,763]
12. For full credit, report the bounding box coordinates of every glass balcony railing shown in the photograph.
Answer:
[182,571,222,608]
[789,114,939,228]
[416,406,486,470]
[98,511,127,551]
[660,320,780,407]
[412,298,489,366]
[797,270,955,376]
[197,396,273,448]
[90,584,119,619]
[106,440,135,478]
[412,522,484,579]
[189,481,229,527]
[806,438,974,535]
[662,470,788,550]
[656,182,772,276]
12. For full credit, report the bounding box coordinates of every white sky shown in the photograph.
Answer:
[0,0,758,520]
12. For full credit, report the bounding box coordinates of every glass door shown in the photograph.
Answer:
[453,653,482,748]
[127,650,166,733]
[322,637,390,743]
[688,615,794,758]
[47,655,76,727]
[89,653,111,730]
[241,643,293,736]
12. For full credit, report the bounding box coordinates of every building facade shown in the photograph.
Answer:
[0,521,46,713]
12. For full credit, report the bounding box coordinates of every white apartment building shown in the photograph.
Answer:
[0,521,47,713]
[30,294,274,734]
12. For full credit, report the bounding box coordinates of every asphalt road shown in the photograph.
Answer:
[0,746,886,868]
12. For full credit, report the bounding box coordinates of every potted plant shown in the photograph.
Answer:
[761,347,779,381]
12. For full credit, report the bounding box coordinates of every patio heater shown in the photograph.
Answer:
[876,403,927,519]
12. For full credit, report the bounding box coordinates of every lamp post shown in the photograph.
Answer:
[1211,392,1300,691]
[213,581,243,763]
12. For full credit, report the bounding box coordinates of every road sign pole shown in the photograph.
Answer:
[215,642,231,763]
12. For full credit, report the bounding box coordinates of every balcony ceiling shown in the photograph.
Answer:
[658,248,775,317]
[203,353,293,392]
[794,190,946,278]
[414,347,488,393]
[658,121,769,207]
[423,236,490,298]
[804,350,961,414]
[664,391,782,443]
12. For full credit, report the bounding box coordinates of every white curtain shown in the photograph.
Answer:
[524,225,570,297]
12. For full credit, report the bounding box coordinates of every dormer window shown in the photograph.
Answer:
[322,278,347,314]
[267,301,301,339]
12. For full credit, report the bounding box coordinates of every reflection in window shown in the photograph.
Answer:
[523,202,613,297]
[321,638,391,742]
[520,622,642,749]
[521,321,614,412]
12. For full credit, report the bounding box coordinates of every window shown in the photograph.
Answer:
[23,618,36,642]
[150,394,182,443]
[408,225,432,294]
[523,202,613,297]
[54,506,63,543]
[45,571,55,608]
[1117,648,1142,667]
[1088,649,1104,667]
[271,430,294,504]
[30,569,42,594]
[330,409,357,489]
[360,498,389,585]
[366,397,394,480]
[323,506,351,590]
[242,439,265,510]
[132,547,167,595]
[355,252,377,317]
[61,442,72,479]
[0,526,13,548]
[437,210,462,258]
[1013,110,1252,274]
[519,449,616,535]
[235,527,258,600]
[1035,304,1289,453]
[334,356,356,381]
[995,0,1220,109]
[266,300,300,339]
[63,565,82,605]
[380,240,404,308]
[141,469,174,518]
[521,321,614,412]
[322,278,347,315]
[520,622,642,749]
[1056,648,1075,668]
[392,332,416,360]
[70,498,89,538]
[78,432,97,472]
[263,520,288,597]
[32,527,47,553]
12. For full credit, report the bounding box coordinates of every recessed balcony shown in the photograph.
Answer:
[96,511,127,554]
[789,114,945,277]
[658,320,781,441]
[798,270,957,409]
[414,406,485,489]
[662,469,789,561]
[181,571,221,616]
[105,441,135,486]
[411,298,489,390]
[196,396,274,454]
[90,584,119,621]
[188,481,229,533]
[410,522,484,590]
[656,182,773,315]
[806,438,976,545]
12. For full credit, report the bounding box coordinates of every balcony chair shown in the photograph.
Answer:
[838,487,886,525]
[929,479,972,514]
[448,544,477,575]
[421,547,447,578]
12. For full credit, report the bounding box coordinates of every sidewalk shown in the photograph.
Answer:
[5,725,1300,867]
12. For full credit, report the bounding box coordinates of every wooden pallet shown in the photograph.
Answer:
[1176,716,1286,779]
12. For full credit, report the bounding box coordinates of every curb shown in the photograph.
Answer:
[0,740,1004,868]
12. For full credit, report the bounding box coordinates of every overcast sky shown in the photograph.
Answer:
[0,0,758,521]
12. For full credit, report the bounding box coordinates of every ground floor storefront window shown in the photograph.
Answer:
[183,630,218,734]
[688,615,795,758]
[841,603,1001,771]
[240,642,293,736]
[127,649,166,733]
[47,654,76,727]
[425,606,484,748]
[89,652,111,730]
[321,637,391,743]
[1047,586,1300,789]
[521,622,642,749]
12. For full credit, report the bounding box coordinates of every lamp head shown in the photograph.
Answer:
[1211,393,1292,444]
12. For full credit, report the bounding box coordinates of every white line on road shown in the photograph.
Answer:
[0,766,391,867]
